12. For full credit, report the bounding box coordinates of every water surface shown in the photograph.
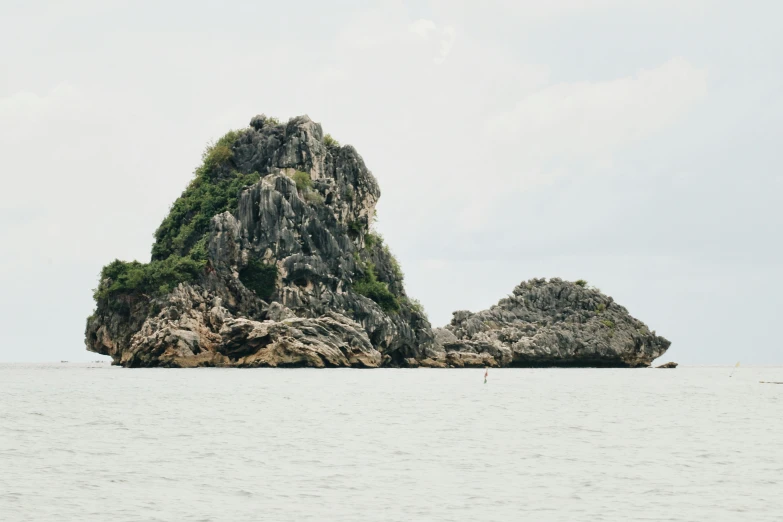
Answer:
[1,364,781,521]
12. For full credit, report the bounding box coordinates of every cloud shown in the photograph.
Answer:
[432,0,707,22]
[485,57,708,167]
[307,5,708,235]
[408,19,437,38]
[420,259,447,270]
[408,18,456,63]
[0,9,708,267]
[4,0,749,364]
[0,84,81,145]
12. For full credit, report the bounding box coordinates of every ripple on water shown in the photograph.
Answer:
[0,364,781,521]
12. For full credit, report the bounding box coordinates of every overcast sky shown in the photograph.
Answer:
[1,0,780,364]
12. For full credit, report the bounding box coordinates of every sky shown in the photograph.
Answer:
[1,0,781,364]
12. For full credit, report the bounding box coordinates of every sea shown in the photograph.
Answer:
[1,363,781,522]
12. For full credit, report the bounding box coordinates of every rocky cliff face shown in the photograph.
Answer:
[86,114,669,368]
[86,114,436,367]
[435,278,670,368]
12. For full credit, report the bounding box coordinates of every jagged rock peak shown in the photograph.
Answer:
[86,114,433,367]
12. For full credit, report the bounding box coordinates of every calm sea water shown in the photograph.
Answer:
[1,364,781,522]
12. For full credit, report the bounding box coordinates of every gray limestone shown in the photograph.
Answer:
[85,114,670,368]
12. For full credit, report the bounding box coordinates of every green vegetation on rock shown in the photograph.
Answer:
[406,297,425,315]
[292,170,312,192]
[575,279,588,287]
[153,130,259,260]
[353,261,399,313]
[292,171,324,205]
[239,259,278,301]
[304,191,324,205]
[94,130,261,305]
[365,232,381,249]
[384,244,404,281]
[347,220,365,239]
[93,256,205,304]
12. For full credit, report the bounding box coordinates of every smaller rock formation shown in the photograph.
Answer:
[433,278,670,368]
[655,362,678,369]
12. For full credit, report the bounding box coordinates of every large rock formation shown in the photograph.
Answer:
[86,114,670,368]
[435,278,670,368]
[86,114,436,367]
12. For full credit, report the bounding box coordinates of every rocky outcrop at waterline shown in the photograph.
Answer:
[434,278,670,368]
[85,114,670,368]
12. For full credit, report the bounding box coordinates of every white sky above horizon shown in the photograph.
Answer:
[1,0,781,364]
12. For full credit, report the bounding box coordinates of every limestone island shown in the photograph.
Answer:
[86,114,670,368]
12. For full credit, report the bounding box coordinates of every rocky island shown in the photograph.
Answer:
[86,114,670,368]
